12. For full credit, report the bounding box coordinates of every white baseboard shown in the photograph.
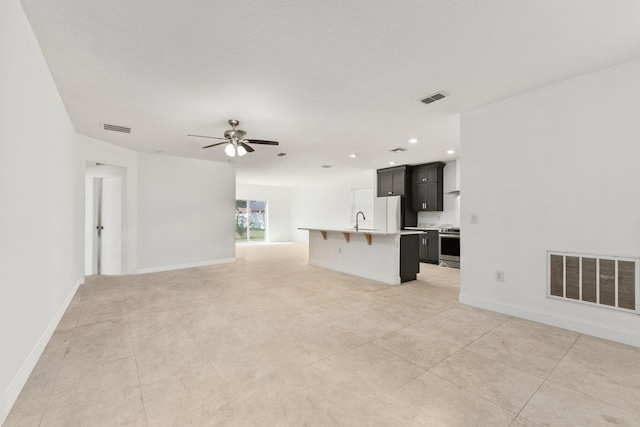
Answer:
[1,278,82,425]
[136,257,235,274]
[309,259,401,285]
[459,293,640,348]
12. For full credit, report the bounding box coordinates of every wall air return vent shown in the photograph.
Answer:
[420,92,446,105]
[389,148,406,153]
[103,123,131,133]
[548,251,639,314]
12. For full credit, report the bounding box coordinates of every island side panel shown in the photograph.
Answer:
[399,234,420,282]
[307,231,402,285]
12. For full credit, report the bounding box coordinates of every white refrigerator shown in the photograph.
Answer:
[373,195,402,233]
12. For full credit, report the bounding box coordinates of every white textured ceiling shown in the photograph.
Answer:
[20,0,640,186]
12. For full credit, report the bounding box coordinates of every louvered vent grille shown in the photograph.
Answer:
[548,251,639,313]
[103,123,131,133]
[420,92,446,105]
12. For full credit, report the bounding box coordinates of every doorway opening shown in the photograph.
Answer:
[85,162,125,275]
[235,199,267,243]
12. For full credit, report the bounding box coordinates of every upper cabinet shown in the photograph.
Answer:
[413,165,439,184]
[377,165,411,197]
[412,162,445,211]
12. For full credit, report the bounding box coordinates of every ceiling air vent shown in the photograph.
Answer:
[420,91,446,105]
[390,147,406,153]
[103,123,131,133]
[277,153,287,157]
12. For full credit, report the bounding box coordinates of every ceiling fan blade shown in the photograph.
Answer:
[201,142,227,149]
[240,142,255,153]
[246,139,279,145]
[188,134,226,140]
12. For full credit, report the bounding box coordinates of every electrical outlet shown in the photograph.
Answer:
[470,214,478,224]
[495,271,505,282]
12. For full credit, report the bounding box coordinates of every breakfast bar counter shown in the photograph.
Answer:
[299,228,421,285]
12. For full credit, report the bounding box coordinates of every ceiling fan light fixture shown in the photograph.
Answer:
[189,119,280,156]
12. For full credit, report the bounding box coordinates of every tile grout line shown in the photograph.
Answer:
[541,334,640,420]
[511,332,583,422]
[426,368,520,423]
[36,291,84,427]
[35,283,129,425]
[125,290,151,427]
[419,314,528,421]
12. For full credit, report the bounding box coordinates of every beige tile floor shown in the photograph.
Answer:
[5,242,640,426]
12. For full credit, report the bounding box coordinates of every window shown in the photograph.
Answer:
[235,199,267,243]
[350,188,373,227]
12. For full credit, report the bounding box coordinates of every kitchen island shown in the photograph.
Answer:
[299,228,422,285]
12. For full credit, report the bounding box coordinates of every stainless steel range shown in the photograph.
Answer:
[439,227,460,268]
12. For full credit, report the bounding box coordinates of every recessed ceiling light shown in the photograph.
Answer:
[408,138,418,144]
[389,161,396,165]
[447,149,456,154]
[349,154,357,158]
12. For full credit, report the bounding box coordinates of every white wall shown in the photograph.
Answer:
[460,59,640,347]
[0,0,79,422]
[137,153,236,271]
[291,170,375,242]
[77,134,138,275]
[236,183,292,242]
[417,159,460,226]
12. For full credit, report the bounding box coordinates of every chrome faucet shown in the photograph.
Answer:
[355,211,366,231]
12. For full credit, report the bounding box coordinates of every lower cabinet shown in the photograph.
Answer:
[400,234,420,282]
[419,231,439,264]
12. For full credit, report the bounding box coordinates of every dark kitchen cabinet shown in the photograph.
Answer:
[377,165,410,197]
[412,162,444,211]
[377,165,417,228]
[413,165,439,184]
[412,182,439,212]
[400,234,420,282]
[419,231,439,264]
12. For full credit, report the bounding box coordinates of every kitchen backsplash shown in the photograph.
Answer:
[417,197,459,226]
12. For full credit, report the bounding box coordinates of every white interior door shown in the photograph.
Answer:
[85,163,124,276]
[100,176,122,274]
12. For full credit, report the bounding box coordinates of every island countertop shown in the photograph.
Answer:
[298,227,422,236]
